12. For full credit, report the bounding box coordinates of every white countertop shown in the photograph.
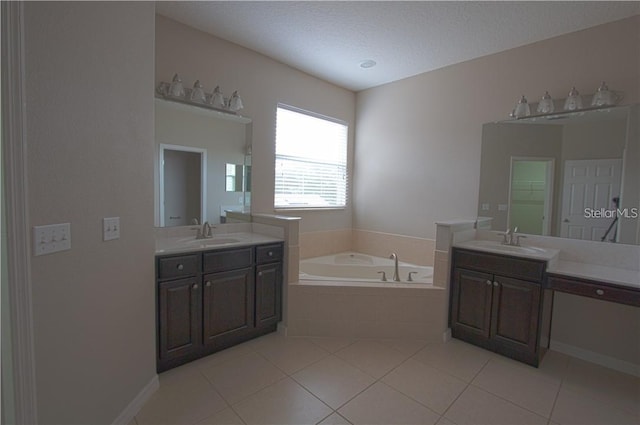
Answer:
[454,239,560,262]
[155,232,283,255]
[548,260,640,290]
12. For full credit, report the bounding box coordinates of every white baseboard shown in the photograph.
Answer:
[112,375,159,425]
[550,339,640,378]
[443,328,452,342]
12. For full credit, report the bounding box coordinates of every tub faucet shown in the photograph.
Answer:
[389,253,400,282]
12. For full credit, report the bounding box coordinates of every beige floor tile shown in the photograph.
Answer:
[335,339,410,378]
[472,357,561,418]
[318,412,352,425]
[202,352,286,404]
[435,417,457,425]
[382,358,467,414]
[338,382,441,425]
[308,336,356,353]
[189,342,258,371]
[563,357,640,416]
[232,377,332,425]
[444,385,547,425]
[196,407,244,425]
[256,337,329,374]
[136,368,228,425]
[127,418,138,425]
[413,339,494,382]
[537,350,571,381]
[292,355,375,409]
[551,386,640,425]
[373,338,429,356]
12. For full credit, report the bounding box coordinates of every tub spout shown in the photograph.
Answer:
[389,253,400,282]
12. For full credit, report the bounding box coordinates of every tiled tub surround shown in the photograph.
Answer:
[290,229,445,340]
[300,228,436,266]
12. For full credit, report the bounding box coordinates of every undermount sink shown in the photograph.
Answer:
[189,237,242,246]
[456,239,559,261]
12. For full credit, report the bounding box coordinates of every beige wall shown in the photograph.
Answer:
[155,15,357,233]
[354,16,640,240]
[25,2,156,423]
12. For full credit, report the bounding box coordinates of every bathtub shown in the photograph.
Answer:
[299,252,434,288]
[289,252,446,339]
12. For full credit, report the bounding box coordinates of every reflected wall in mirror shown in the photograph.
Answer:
[155,98,252,226]
[478,105,639,245]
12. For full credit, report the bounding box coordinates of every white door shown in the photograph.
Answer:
[560,159,622,241]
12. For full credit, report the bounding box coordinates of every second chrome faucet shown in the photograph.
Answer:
[389,252,400,282]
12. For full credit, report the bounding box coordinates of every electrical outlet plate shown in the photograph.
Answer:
[103,217,120,241]
[33,223,71,256]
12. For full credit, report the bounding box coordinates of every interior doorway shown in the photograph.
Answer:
[508,157,555,236]
[159,144,207,227]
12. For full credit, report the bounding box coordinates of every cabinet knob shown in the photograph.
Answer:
[486,280,492,286]
[268,251,273,256]
[206,281,211,287]
[177,264,184,271]
[258,271,263,277]
[192,283,198,290]
[596,289,604,296]
[493,281,499,287]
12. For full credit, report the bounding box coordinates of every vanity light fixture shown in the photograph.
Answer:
[512,95,531,118]
[156,75,246,115]
[509,82,622,120]
[190,80,206,103]
[229,91,244,112]
[563,86,583,111]
[210,85,226,108]
[536,91,555,114]
[591,81,621,107]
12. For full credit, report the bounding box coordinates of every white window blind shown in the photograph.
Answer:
[274,105,348,208]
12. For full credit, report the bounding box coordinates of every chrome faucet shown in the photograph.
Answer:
[389,253,400,282]
[196,221,214,239]
[501,226,526,246]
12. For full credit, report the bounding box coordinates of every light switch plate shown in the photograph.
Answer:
[481,203,490,211]
[33,223,71,256]
[103,217,120,241]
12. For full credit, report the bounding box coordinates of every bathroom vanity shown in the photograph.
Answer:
[449,246,554,366]
[450,239,640,367]
[155,237,283,372]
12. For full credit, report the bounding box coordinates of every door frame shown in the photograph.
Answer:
[1,2,39,423]
[507,157,555,236]
[158,144,207,227]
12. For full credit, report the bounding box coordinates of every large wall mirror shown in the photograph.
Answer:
[478,104,639,245]
[154,98,252,227]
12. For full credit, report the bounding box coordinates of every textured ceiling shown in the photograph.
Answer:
[156,1,640,92]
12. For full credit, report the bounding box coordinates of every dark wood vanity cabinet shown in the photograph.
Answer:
[255,244,284,329]
[156,242,284,372]
[450,248,552,366]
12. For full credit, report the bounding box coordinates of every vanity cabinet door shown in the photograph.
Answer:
[490,276,541,355]
[451,268,494,343]
[158,278,202,362]
[202,267,255,350]
[255,262,282,329]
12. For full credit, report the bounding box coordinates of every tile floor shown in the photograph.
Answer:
[133,333,640,425]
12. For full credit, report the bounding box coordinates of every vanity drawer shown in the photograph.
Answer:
[547,275,640,307]
[453,249,545,282]
[256,244,283,264]
[204,247,253,273]
[158,254,200,280]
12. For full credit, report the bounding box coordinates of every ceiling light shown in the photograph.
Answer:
[359,60,377,69]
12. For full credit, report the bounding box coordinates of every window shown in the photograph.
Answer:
[274,105,348,209]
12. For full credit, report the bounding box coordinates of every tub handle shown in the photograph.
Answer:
[407,272,417,282]
[377,271,387,282]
